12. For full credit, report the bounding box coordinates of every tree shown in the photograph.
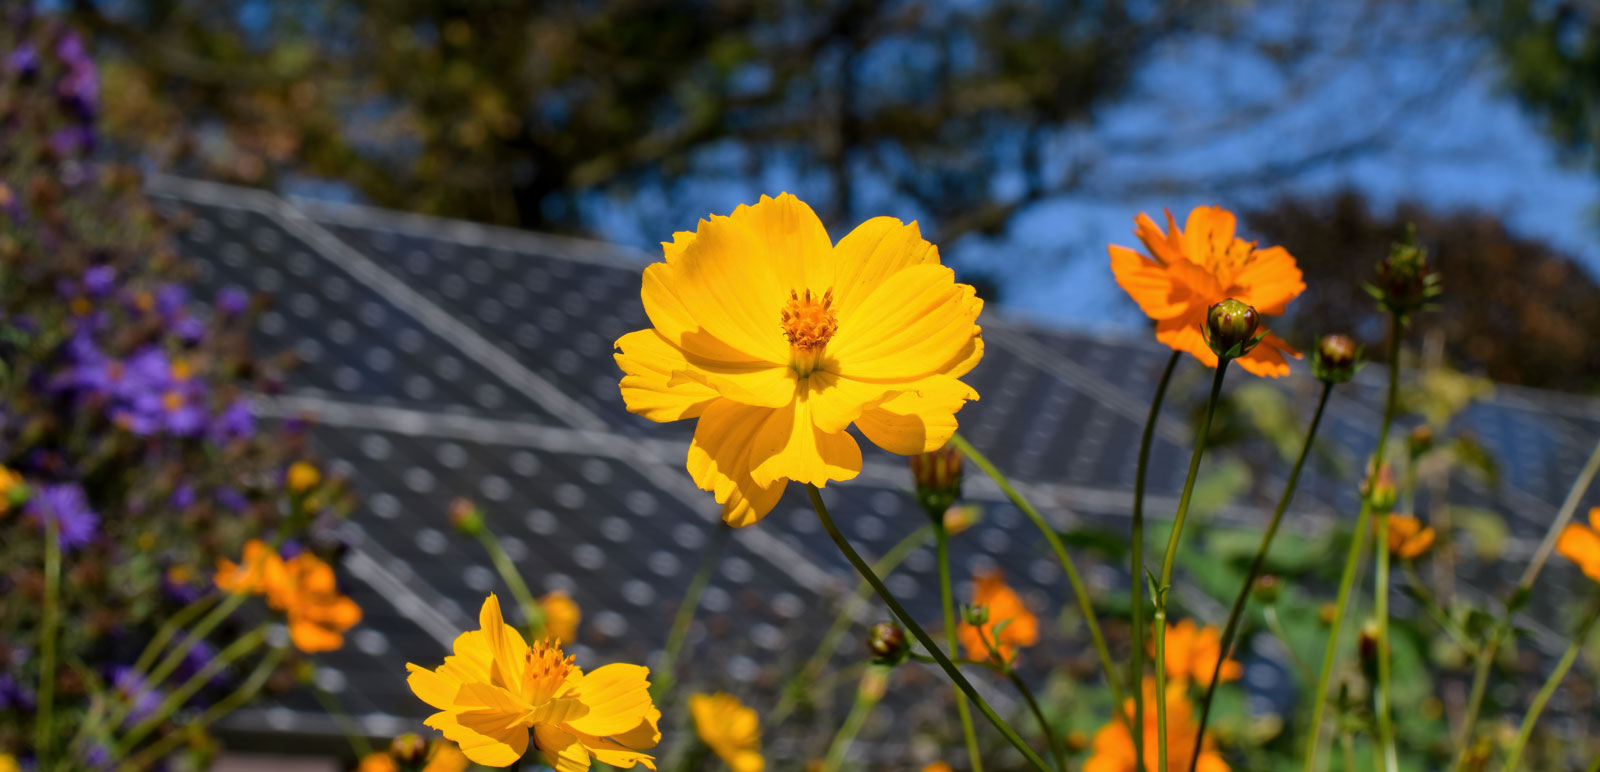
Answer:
[1245,191,1600,392]
[1468,0,1600,174]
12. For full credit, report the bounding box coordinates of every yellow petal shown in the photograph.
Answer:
[668,361,796,409]
[406,663,460,711]
[640,214,790,364]
[685,400,791,527]
[830,264,982,382]
[749,398,861,488]
[566,664,659,739]
[572,733,658,770]
[424,710,528,768]
[477,594,530,691]
[729,751,766,772]
[804,371,898,434]
[721,475,787,528]
[534,725,592,772]
[855,375,978,455]
[614,330,719,422]
[830,217,939,321]
[725,193,835,291]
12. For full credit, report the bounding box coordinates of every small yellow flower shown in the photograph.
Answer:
[1153,619,1242,688]
[407,594,660,769]
[1557,507,1600,583]
[0,467,24,517]
[942,505,982,536]
[287,461,321,494]
[615,194,983,526]
[0,753,18,772]
[540,590,581,644]
[1386,514,1436,559]
[689,692,764,772]
[958,570,1039,662]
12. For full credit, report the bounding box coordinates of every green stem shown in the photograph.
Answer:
[950,433,1129,721]
[1401,564,1474,653]
[1373,509,1398,772]
[112,624,269,758]
[805,484,1051,772]
[1189,380,1332,770]
[771,524,932,726]
[1006,665,1065,772]
[653,522,731,700]
[309,679,375,758]
[1449,434,1600,771]
[1587,748,1600,772]
[115,646,286,772]
[1132,349,1181,772]
[36,514,62,768]
[1264,605,1315,685]
[1154,358,1230,772]
[820,666,888,772]
[1503,596,1600,772]
[1308,311,1405,772]
[938,523,985,772]
[474,526,544,638]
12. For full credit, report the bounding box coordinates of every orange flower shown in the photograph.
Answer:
[1109,207,1304,377]
[1557,507,1600,582]
[214,541,361,652]
[958,570,1039,662]
[214,539,283,595]
[1386,514,1437,559]
[1084,679,1230,772]
[1153,619,1241,688]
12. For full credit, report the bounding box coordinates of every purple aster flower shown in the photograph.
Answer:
[215,286,249,317]
[155,284,188,317]
[82,265,116,298]
[209,399,255,444]
[173,314,206,345]
[6,42,38,77]
[0,670,36,711]
[111,667,162,726]
[48,125,95,157]
[217,487,248,514]
[27,483,98,549]
[170,483,196,510]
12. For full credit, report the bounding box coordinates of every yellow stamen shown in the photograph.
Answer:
[522,639,575,706]
[780,288,837,376]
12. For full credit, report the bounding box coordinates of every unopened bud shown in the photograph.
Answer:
[1065,730,1089,753]
[1408,425,1433,457]
[866,621,909,666]
[448,497,484,536]
[942,505,982,536]
[909,446,963,517]
[1204,299,1263,360]
[390,734,427,765]
[962,603,989,627]
[1253,574,1280,604]
[286,461,320,494]
[1358,620,1381,674]
[1363,463,1397,512]
[1318,603,1337,626]
[1312,334,1362,384]
[1368,227,1440,316]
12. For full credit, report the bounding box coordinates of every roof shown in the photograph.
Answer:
[145,175,1600,756]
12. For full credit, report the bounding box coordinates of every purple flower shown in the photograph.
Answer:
[209,399,255,444]
[170,484,196,510]
[6,42,38,77]
[111,667,162,726]
[27,483,99,549]
[0,670,36,711]
[48,125,95,157]
[217,487,248,514]
[173,314,206,345]
[55,32,98,118]
[83,265,116,298]
[215,286,249,316]
[155,284,188,317]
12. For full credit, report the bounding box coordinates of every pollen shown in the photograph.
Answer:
[523,639,576,705]
[780,289,837,351]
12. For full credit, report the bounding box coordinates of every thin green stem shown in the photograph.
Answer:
[950,433,1129,721]
[653,522,731,700]
[112,624,268,758]
[1449,435,1600,771]
[820,666,888,772]
[36,514,62,768]
[938,523,984,772]
[1503,596,1600,772]
[1400,563,1474,653]
[474,526,544,637]
[309,678,375,758]
[1338,730,1356,772]
[1189,380,1333,770]
[115,646,286,772]
[1154,359,1230,772]
[1264,605,1315,685]
[1132,349,1180,772]
[806,484,1051,772]
[1307,311,1404,772]
[1007,668,1065,772]
[1373,508,1398,772]
[771,524,932,726]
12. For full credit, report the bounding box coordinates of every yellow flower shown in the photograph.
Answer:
[689,692,764,772]
[958,569,1039,663]
[1386,514,1437,560]
[1557,507,1600,583]
[0,753,18,772]
[407,594,660,769]
[0,466,24,516]
[615,194,984,526]
[287,461,321,494]
[1153,619,1242,688]
[540,590,581,644]
[1085,679,1229,772]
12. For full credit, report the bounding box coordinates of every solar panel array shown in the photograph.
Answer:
[145,176,1600,760]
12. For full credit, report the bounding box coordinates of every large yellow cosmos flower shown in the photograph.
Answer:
[405,594,661,770]
[615,194,983,526]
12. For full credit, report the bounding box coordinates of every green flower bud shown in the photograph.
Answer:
[866,621,909,666]
[1253,574,1280,604]
[1362,462,1397,512]
[1367,226,1441,316]
[1311,334,1362,384]
[1408,424,1434,458]
[962,603,989,627]
[909,446,963,517]
[448,497,484,536]
[1203,298,1264,360]
[390,733,428,765]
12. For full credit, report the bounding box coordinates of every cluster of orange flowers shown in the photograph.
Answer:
[214,539,362,653]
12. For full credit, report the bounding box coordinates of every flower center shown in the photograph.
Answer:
[781,288,837,377]
[523,640,575,705]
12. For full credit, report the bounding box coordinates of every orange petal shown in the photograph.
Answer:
[1228,245,1305,316]
[1109,244,1192,321]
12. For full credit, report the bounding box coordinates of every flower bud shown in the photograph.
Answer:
[286,461,321,494]
[1253,574,1280,604]
[1311,334,1362,384]
[942,505,982,536]
[909,446,963,517]
[1357,619,1381,679]
[1065,730,1089,753]
[448,497,484,536]
[1362,462,1396,512]
[866,621,909,666]
[1317,603,1337,626]
[1408,424,1433,458]
[962,603,989,627]
[1203,299,1263,360]
[390,733,427,765]
[1368,227,1440,315]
